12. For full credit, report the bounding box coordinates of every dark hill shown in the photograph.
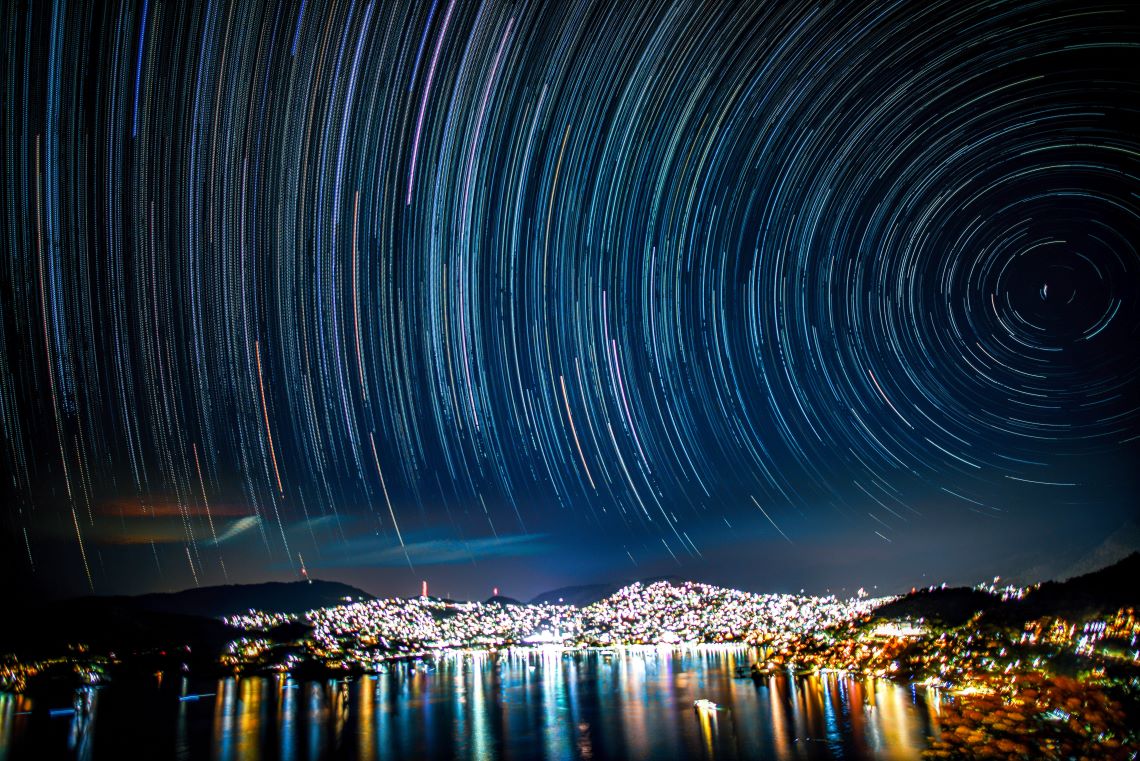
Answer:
[0,597,236,661]
[529,575,686,607]
[870,552,1140,630]
[871,587,1002,628]
[986,551,1140,626]
[529,583,617,607]
[124,579,374,619]
[484,595,524,606]
[0,579,368,663]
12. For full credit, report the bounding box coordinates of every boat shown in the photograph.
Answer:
[750,662,775,680]
[179,693,216,702]
[734,664,757,678]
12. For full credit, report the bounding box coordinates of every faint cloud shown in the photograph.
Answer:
[313,533,548,568]
[211,516,260,545]
[89,515,259,546]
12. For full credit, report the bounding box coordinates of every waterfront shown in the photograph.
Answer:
[0,647,937,760]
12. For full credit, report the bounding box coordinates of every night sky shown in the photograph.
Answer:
[2,0,1137,602]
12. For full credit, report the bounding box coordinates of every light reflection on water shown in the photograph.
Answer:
[0,647,937,760]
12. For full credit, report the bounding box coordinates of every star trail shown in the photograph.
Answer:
[1,0,1137,598]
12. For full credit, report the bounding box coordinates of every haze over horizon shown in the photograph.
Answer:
[2,0,1137,604]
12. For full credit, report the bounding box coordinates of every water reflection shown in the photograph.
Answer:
[0,647,937,760]
[66,689,96,761]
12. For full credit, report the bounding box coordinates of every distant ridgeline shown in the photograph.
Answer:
[123,579,375,619]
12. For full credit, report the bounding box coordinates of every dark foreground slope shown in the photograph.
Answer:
[0,579,370,663]
[988,551,1140,626]
[870,552,1140,628]
[0,597,236,666]
[871,587,1004,627]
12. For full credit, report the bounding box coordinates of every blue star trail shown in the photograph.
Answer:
[1,0,1137,596]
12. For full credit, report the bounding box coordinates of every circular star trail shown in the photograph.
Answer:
[2,0,1138,591]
